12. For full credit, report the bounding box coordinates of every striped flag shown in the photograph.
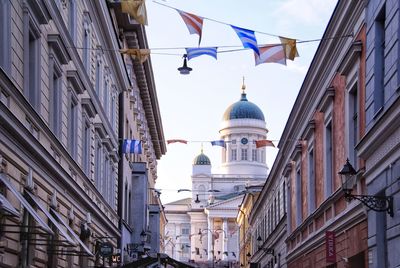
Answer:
[279,36,299,61]
[231,25,259,55]
[186,47,217,60]
[211,140,226,148]
[122,139,142,154]
[254,45,286,66]
[177,10,204,45]
[167,139,188,144]
[255,140,275,148]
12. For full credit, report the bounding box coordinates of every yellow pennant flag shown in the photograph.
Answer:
[120,49,151,63]
[279,36,299,61]
[121,0,148,26]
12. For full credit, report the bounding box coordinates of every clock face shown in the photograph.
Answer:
[241,138,248,145]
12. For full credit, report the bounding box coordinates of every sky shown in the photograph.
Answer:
[146,0,338,204]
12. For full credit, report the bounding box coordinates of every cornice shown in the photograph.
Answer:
[48,34,71,65]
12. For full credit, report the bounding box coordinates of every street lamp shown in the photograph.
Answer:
[339,159,394,217]
[256,236,274,255]
[140,230,147,244]
[177,54,192,75]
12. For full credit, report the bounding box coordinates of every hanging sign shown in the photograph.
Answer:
[99,242,114,257]
[325,231,336,263]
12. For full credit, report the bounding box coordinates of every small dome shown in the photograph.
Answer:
[193,151,211,165]
[223,92,265,121]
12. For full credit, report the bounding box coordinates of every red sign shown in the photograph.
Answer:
[325,231,336,263]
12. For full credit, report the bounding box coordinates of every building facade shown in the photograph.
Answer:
[248,0,369,267]
[358,0,400,267]
[164,85,269,267]
[0,0,166,267]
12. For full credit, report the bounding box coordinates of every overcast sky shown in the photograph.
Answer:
[146,0,338,204]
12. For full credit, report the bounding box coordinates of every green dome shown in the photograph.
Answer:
[193,152,211,165]
[223,93,265,121]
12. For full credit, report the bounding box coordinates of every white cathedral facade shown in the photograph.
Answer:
[164,84,268,267]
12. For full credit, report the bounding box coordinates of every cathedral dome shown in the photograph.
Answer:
[193,151,211,165]
[222,92,265,121]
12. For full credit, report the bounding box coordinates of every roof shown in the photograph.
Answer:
[165,198,192,206]
[223,92,265,121]
[193,152,211,165]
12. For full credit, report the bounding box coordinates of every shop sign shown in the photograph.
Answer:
[99,242,113,257]
[325,231,336,263]
[111,253,121,264]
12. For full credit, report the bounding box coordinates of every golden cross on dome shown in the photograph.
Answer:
[241,76,246,94]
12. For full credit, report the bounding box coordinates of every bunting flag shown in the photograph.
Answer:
[121,0,148,26]
[231,25,259,55]
[167,139,188,144]
[255,139,275,148]
[211,140,226,147]
[177,10,204,45]
[254,45,286,66]
[279,36,299,61]
[120,48,151,63]
[122,139,142,154]
[186,47,217,60]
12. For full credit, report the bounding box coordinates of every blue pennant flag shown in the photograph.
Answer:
[211,140,226,148]
[186,47,218,60]
[122,139,142,154]
[231,25,259,55]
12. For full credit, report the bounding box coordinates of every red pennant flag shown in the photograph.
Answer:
[177,10,204,45]
[167,139,188,145]
[255,140,275,148]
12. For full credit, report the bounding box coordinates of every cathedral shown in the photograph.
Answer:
[164,83,268,267]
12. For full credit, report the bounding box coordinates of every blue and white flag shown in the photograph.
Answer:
[122,139,142,154]
[186,47,218,60]
[231,25,259,55]
[211,140,226,148]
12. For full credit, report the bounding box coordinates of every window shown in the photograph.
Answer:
[95,56,102,95]
[308,148,315,214]
[111,92,116,130]
[277,190,281,220]
[68,92,78,159]
[0,0,11,72]
[108,163,115,208]
[349,84,358,170]
[181,227,190,235]
[252,149,257,161]
[325,121,333,197]
[296,167,302,226]
[124,184,128,221]
[103,77,109,115]
[241,149,248,160]
[231,149,237,161]
[82,117,91,175]
[128,190,132,225]
[102,154,109,198]
[68,0,77,43]
[50,66,62,137]
[260,150,265,163]
[24,18,41,109]
[286,181,291,233]
[94,137,102,189]
[373,4,386,113]
[83,19,90,71]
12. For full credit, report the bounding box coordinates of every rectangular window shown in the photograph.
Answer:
[252,149,257,161]
[111,94,116,130]
[95,138,102,189]
[95,59,102,95]
[373,4,385,113]
[286,181,291,233]
[50,72,62,137]
[108,163,114,207]
[68,94,78,159]
[26,29,40,108]
[82,118,91,175]
[308,149,315,214]
[349,84,358,170]
[181,228,190,235]
[278,191,281,220]
[231,149,237,161]
[261,150,265,163]
[83,23,90,71]
[325,121,333,197]
[296,168,302,226]
[102,154,109,198]
[0,0,11,72]
[68,0,77,43]
[103,78,109,115]
[241,149,248,160]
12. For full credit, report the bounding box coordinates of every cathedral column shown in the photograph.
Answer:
[208,217,214,261]
[222,218,228,260]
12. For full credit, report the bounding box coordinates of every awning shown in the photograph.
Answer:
[0,193,20,217]
[0,173,53,234]
[122,254,196,268]
[50,208,94,257]
[26,191,76,246]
